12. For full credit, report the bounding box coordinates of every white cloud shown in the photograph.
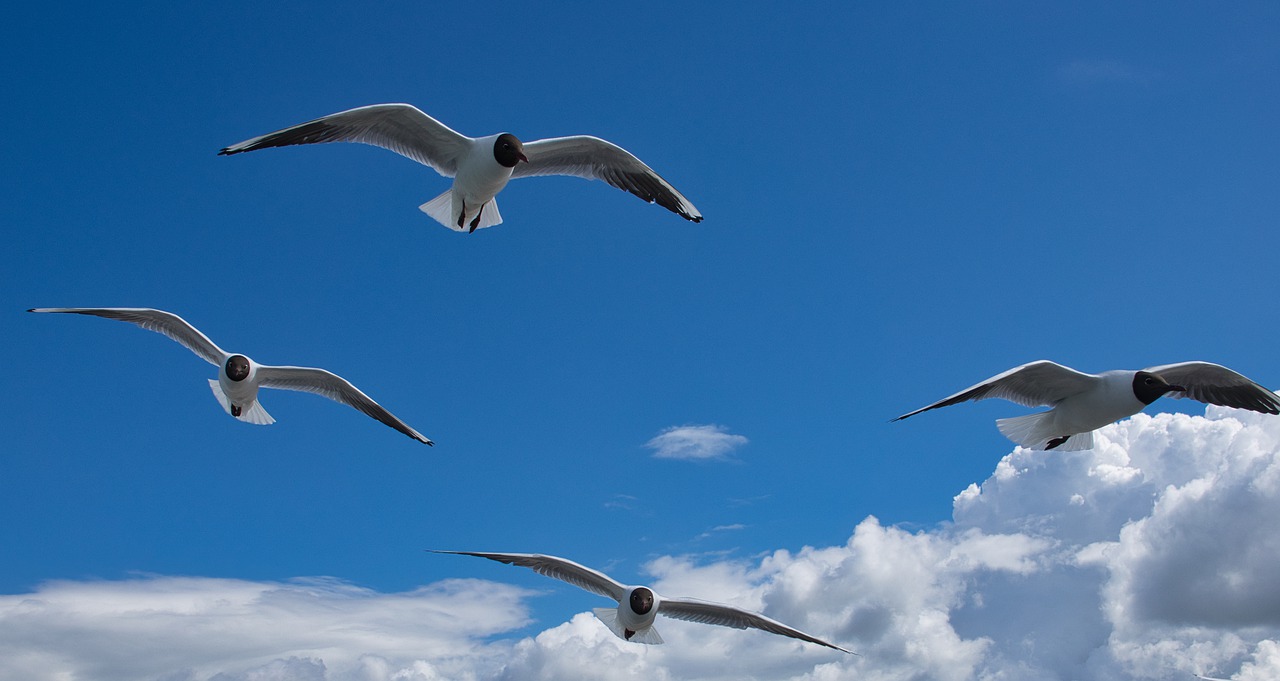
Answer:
[7,406,1280,680]
[0,576,529,681]
[644,424,748,461]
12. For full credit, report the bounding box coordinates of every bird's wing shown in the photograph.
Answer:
[29,307,226,366]
[254,365,432,444]
[219,103,471,177]
[893,360,1099,421]
[1145,361,1280,414]
[659,597,854,654]
[431,551,627,601]
[510,135,702,222]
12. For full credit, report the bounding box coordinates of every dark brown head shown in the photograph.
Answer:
[493,133,528,168]
[225,355,251,382]
[628,587,654,615]
[1132,371,1182,405]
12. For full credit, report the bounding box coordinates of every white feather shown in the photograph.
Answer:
[208,379,274,425]
[592,609,664,645]
[995,411,1053,448]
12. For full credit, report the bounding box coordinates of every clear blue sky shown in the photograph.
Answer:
[4,3,1280,679]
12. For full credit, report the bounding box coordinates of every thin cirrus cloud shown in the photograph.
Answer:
[1057,58,1160,86]
[644,424,748,461]
[6,406,1280,680]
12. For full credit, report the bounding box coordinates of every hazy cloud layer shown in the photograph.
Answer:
[6,407,1280,680]
[644,424,749,460]
[1058,58,1160,86]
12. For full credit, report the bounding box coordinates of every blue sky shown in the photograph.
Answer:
[5,3,1280,679]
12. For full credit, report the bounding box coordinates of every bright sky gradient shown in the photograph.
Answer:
[4,2,1280,680]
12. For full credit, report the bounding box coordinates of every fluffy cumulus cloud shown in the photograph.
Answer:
[6,407,1280,680]
[644,424,749,461]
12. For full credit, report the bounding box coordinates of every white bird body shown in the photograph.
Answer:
[420,133,517,232]
[593,586,664,644]
[30,307,433,444]
[218,357,260,410]
[896,360,1280,451]
[992,370,1148,451]
[432,550,853,653]
[206,354,274,426]
[220,103,702,232]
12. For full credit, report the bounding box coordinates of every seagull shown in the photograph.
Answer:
[431,550,854,653]
[219,103,703,233]
[29,307,432,445]
[893,360,1280,451]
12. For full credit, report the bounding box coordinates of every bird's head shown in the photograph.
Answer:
[628,587,655,615]
[1133,371,1183,405]
[493,133,528,168]
[224,355,252,382]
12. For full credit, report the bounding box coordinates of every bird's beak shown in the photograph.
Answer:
[518,152,529,164]
[1167,384,1186,392]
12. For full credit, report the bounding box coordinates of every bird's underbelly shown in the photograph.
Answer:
[1052,399,1143,434]
[453,164,512,204]
[220,378,259,406]
[617,605,656,632]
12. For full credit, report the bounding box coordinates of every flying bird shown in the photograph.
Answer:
[431,550,854,653]
[894,360,1280,451]
[219,103,702,232]
[29,307,432,445]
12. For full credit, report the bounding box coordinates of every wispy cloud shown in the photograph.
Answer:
[644,424,748,461]
[1058,58,1160,86]
[696,523,747,540]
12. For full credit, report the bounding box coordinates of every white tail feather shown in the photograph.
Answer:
[418,191,504,232]
[207,379,275,425]
[995,411,1054,449]
[419,191,459,230]
[593,607,625,639]
[995,411,1095,451]
[629,624,664,645]
[1054,431,1095,451]
[592,608,663,645]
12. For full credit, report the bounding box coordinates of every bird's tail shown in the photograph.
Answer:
[593,607,664,645]
[995,412,1094,451]
[1051,432,1094,451]
[995,412,1050,448]
[419,191,503,232]
[207,379,274,425]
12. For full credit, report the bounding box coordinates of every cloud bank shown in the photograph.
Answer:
[6,407,1280,680]
[644,424,749,460]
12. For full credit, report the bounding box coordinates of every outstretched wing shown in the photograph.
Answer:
[254,365,432,444]
[29,307,226,366]
[431,551,627,601]
[219,103,472,177]
[1145,361,1280,414]
[893,360,1098,421]
[512,135,702,222]
[659,597,854,654]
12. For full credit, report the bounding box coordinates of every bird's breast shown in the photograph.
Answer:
[453,137,514,202]
[617,601,657,632]
[219,367,261,405]
[1055,376,1146,432]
